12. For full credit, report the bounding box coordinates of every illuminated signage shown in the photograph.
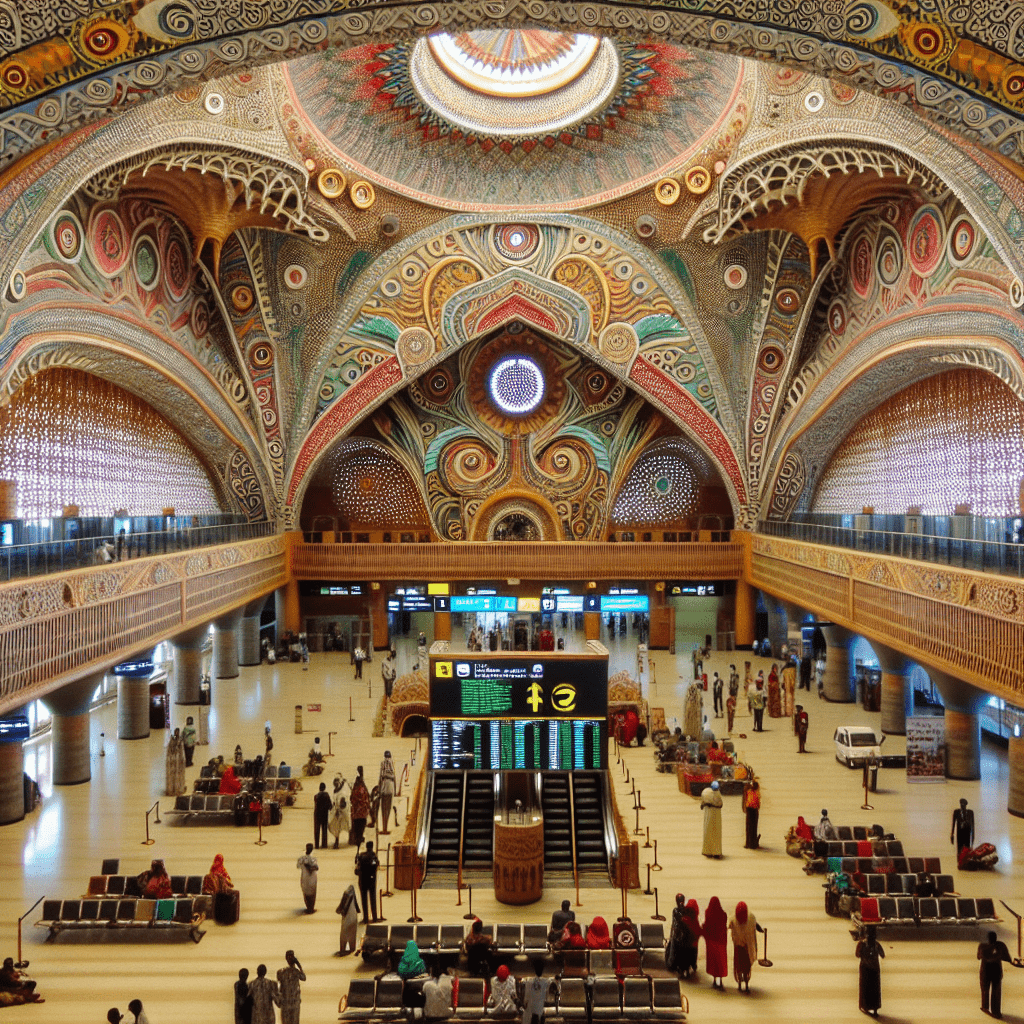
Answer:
[0,718,30,741]
[319,585,363,596]
[517,597,541,613]
[668,581,724,596]
[555,595,584,612]
[600,594,649,612]
[427,583,450,595]
[449,595,518,613]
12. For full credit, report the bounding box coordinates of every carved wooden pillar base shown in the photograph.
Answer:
[0,739,25,824]
[117,675,150,740]
[493,821,543,905]
[1008,736,1024,817]
[821,624,855,702]
[944,709,981,781]
[434,612,452,642]
[880,671,908,736]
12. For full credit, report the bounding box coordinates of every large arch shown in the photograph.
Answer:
[2,3,1024,170]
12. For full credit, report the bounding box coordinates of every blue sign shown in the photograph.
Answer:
[449,595,518,613]
[555,595,584,612]
[113,660,154,677]
[0,718,30,741]
[599,595,649,612]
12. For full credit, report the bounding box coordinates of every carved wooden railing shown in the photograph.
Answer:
[291,541,745,581]
[0,536,287,714]
[750,534,1024,702]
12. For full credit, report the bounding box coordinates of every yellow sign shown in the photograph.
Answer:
[427,582,450,595]
[436,661,453,678]
[526,681,544,712]
[517,597,541,613]
[551,683,577,712]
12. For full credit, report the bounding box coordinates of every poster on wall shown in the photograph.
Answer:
[906,716,946,783]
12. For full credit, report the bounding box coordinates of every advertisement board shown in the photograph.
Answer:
[906,716,946,782]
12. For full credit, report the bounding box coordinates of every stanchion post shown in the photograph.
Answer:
[408,872,423,923]
[348,697,354,722]
[376,888,386,923]
[636,788,645,811]
[327,731,337,757]
[651,888,665,921]
[643,863,654,896]
[382,843,394,899]
[463,885,474,921]
[633,805,643,836]
[18,896,44,964]
[651,838,662,871]
[644,826,652,849]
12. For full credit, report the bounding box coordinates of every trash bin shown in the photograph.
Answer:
[868,762,879,792]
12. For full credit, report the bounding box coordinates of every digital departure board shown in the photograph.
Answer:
[430,718,605,771]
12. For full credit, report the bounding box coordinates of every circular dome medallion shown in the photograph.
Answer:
[489,356,545,414]
[493,224,540,262]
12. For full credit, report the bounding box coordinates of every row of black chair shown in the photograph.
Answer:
[832,856,941,876]
[820,840,904,859]
[36,898,205,943]
[198,762,291,779]
[339,976,687,1021]
[853,896,998,932]
[85,874,213,898]
[849,873,956,897]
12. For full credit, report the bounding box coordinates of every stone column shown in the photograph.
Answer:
[872,643,914,736]
[117,674,151,740]
[42,671,104,786]
[763,596,787,659]
[0,723,25,825]
[171,624,208,704]
[783,601,805,656]
[1009,734,1024,817]
[928,668,988,781]
[213,608,244,679]
[434,611,452,642]
[274,531,303,636]
[733,578,756,650]
[820,623,856,702]
[238,596,268,666]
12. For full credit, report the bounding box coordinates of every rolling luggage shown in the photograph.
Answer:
[214,888,240,924]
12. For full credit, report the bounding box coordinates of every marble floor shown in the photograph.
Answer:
[2,626,1023,1024]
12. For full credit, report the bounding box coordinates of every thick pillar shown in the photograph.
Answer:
[733,578,756,650]
[275,531,303,636]
[238,596,268,666]
[42,671,104,786]
[764,596,787,658]
[584,612,601,641]
[928,669,988,781]
[370,585,389,650]
[434,611,452,642]
[213,608,244,679]
[783,601,805,656]
[820,623,856,702]
[1008,734,1024,817]
[171,624,208,704]
[0,726,25,824]
[117,675,151,739]
[872,644,914,736]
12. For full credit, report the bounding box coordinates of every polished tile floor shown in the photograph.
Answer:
[2,626,1023,1023]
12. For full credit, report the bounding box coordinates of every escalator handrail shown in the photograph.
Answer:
[568,773,579,892]
[457,771,468,884]
[418,770,437,864]
[597,771,620,872]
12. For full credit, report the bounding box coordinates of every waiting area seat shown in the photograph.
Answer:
[36,897,205,943]
[851,895,999,935]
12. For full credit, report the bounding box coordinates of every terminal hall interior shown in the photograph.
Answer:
[1,1,1024,1022]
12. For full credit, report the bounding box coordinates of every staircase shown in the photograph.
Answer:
[425,772,463,874]
[461,772,495,870]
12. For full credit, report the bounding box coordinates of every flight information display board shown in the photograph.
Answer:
[430,718,605,771]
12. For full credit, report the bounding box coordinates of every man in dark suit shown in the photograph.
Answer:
[356,841,379,924]
[313,781,332,849]
[977,931,1012,1018]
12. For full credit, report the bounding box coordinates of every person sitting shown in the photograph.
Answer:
[233,745,244,768]
[913,872,937,898]
[553,921,586,951]
[462,918,495,977]
[548,899,575,943]
[397,940,427,981]
[486,964,518,1015]
[202,854,233,895]
[219,765,242,794]
[585,916,611,950]
[142,859,173,899]
[815,808,837,841]
[423,966,455,1020]
[0,957,42,1004]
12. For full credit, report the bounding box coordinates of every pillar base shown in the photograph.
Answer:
[0,740,25,825]
[1009,735,1024,817]
[944,708,981,781]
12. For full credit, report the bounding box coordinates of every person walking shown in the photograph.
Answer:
[977,930,1012,1018]
[750,683,766,732]
[165,728,186,796]
[313,782,332,849]
[703,897,728,989]
[248,965,280,1024]
[378,751,396,835]
[742,779,760,849]
[335,884,360,956]
[796,705,809,753]
[234,968,253,1024]
[382,651,396,700]
[327,776,349,850]
[350,768,370,848]
[727,902,763,992]
[951,798,975,860]
[277,951,305,1024]
[356,841,379,924]
[182,716,197,768]
[712,673,724,718]
[700,781,723,858]
[856,925,885,1017]
[296,843,318,913]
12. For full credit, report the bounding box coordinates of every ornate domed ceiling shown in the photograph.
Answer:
[282,31,747,211]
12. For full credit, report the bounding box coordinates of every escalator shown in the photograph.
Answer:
[571,772,609,872]
[541,773,574,873]
[425,771,463,874]
[461,771,495,870]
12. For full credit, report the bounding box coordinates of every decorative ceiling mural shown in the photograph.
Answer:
[282,37,747,210]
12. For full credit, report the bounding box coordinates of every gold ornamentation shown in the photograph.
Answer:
[654,177,680,205]
[350,180,376,209]
[317,168,346,198]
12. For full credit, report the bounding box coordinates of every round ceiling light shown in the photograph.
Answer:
[488,356,545,414]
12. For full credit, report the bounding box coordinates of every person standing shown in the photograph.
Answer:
[951,798,975,860]
[702,897,728,989]
[277,951,305,1024]
[182,716,197,768]
[796,705,809,753]
[700,781,723,858]
[353,646,365,679]
[165,728,186,796]
[378,751,396,835]
[127,999,149,1024]
[977,930,1012,1018]
[264,723,274,763]
[750,683,766,732]
[742,780,760,850]
[726,691,737,734]
[766,664,781,718]
[727,902,763,992]
[235,968,253,1024]
[335,884,360,956]
[248,965,280,1024]
[350,768,370,848]
[856,925,885,1017]
[712,673,724,719]
[356,841,379,924]
[313,782,332,849]
[382,650,396,700]
[328,776,349,850]
[296,843,318,913]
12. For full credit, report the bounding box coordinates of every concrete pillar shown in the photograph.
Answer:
[872,643,914,736]
[820,623,856,702]
[238,596,268,666]
[733,578,756,650]
[928,669,988,781]
[171,624,208,704]
[213,608,244,679]
[0,729,25,825]
[434,611,452,642]
[117,675,151,739]
[42,671,104,786]
[1008,734,1024,817]
[764,596,787,658]
[584,612,601,641]
[783,601,805,655]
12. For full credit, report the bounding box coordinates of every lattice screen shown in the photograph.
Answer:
[0,368,222,519]
[813,368,1024,516]
[610,437,713,527]
[327,438,429,527]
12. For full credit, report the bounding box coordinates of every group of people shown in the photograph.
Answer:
[0,957,43,1007]
[105,1001,149,1023]
[665,895,764,991]
[233,952,305,1024]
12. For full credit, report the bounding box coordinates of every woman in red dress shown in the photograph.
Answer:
[703,897,728,988]
[767,664,782,718]
[586,917,611,949]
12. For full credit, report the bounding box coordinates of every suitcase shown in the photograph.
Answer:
[214,888,240,925]
[268,801,282,826]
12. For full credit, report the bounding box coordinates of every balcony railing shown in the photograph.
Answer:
[758,514,1024,578]
[0,515,278,581]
